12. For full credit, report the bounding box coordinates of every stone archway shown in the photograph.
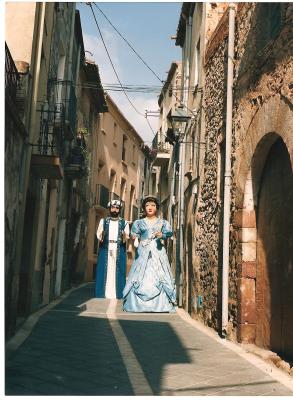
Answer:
[256,138,293,361]
[234,95,293,362]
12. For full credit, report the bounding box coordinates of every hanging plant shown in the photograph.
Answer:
[78,127,88,137]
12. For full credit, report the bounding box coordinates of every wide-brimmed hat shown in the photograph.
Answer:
[107,199,122,209]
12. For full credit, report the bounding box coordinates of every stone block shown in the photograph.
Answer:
[237,277,256,324]
[237,323,256,343]
[241,261,256,278]
[242,210,256,228]
[238,227,256,242]
[233,209,256,228]
[241,242,256,262]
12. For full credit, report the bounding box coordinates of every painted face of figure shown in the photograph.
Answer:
[110,205,120,217]
[145,201,157,217]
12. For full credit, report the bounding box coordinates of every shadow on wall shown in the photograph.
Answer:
[5,284,191,396]
[236,3,284,91]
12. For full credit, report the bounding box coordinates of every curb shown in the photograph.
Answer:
[6,282,89,356]
[176,307,293,392]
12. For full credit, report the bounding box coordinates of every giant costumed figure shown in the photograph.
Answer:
[95,199,129,299]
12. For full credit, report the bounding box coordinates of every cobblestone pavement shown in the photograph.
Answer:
[5,283,293,396]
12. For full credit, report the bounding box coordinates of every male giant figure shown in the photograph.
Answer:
[95,200,129,299]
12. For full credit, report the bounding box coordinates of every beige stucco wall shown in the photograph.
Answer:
[87,95,145,280]
[5,2,37,64]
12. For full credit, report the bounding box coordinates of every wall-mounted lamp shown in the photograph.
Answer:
[165,105,191,145]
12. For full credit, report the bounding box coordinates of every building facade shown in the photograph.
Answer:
[5,3,106,338]
[159,2,293,363]
[87,94,147,280]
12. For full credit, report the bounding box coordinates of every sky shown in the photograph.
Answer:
[77,2,182,144]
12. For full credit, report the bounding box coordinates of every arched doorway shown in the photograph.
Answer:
[256,138,293,361]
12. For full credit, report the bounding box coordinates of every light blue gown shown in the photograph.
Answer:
[123,218,176,312]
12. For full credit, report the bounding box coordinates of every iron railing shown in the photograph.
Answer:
[5,42,20,103]
[52,80,77,135]
[33,101,65,159]
[152,132,171,154]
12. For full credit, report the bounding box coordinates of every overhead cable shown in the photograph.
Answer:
[87,2,197,117]
[92,2,164,84]
[88,3,144,117]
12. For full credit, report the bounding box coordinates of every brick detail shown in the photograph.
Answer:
[233,209,256,228]
[237,323,256,343]
[237,277,256,324]
[240,262,256,279]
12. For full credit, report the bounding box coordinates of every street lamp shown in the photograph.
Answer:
[166,105,191,307]
[166,105,191,145]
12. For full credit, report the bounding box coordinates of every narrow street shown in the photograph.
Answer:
[6,284,293,396]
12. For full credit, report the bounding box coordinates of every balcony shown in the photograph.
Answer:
[152,132,171,166]
[30,102,65,180]
[5,43,20,104]
[52,80,77,139]
[64,136,88,179]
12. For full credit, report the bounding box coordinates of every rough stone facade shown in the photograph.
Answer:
[231,3,293,360]
[191,3,293,359]
[193,35,228,331]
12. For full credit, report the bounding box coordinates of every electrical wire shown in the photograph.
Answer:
[75,81,200,94]
[88,3,158,138]
[92,2,164,84]
[86,2,198,118]
[88,3,144,118]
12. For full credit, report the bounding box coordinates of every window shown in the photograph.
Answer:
[110,169,116,193]
[120,178,126,201]
[129,185,135,220]
[194,39,200,88]
[132,144,136,165]
[113,122,117,144]
[122,135,127,161]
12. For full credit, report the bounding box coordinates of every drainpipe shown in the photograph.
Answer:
[221,4,236,338]
[177,15,192,307]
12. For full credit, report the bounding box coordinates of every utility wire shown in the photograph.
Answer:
[87,2,197,118]
[88,3,158,137]
[92,2,164,84]
[88,3,144,117]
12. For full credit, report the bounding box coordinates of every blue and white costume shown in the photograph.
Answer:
[95,215,129,299]
[123,218,176,312]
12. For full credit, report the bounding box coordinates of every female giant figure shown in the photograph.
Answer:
[123,196,176,312]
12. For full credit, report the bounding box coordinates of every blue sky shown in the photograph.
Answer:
[77,2,182,143]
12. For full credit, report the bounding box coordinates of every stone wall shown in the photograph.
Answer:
[230,2,293,346]
[192,3,293,341]
[193,37,228,330]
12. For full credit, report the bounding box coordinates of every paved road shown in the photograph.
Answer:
[5,283,293,396]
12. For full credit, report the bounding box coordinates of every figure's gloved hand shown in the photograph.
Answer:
[154,231,163,239]
[134,237,139,248]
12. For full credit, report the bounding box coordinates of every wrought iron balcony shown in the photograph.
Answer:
[51,80,77,139]
[5,42,20,104]
[64,136,88,179]
[152,132,171,166]
[30,102,65,179]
